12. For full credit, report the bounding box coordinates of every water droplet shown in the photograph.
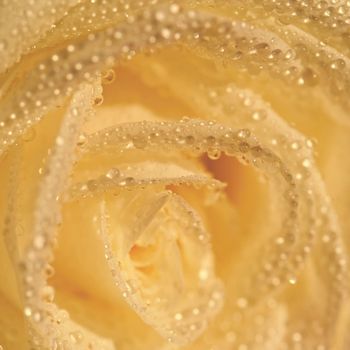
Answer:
[40,286,55,302]
[56,137,64,146]
[94,96,104,106]
[77,133,87,146]
[70,331,83,344]
[33,311,41,322]
[330,58,346,70]
[299,68,318,86]
[292,332,302,342]
[251,110,267,121]
[169,3,180,14]
[302,158,311,168]
[119,177,135,186]
[198,268,209,281]
[132,136,147,149]
[207,149,221,160]
[238,142,249,153]
[174,313,183,321]
[284,49,296,60]
[45,265,55,278]
[106,168,120,179]
[236,297,248,309]
[237,129,251,138]
[288,276,297,285]
[185,135,195,145]
[205,135,216,146]
[24,306,32,317]
[161,27,172,39]
[33,235,45,250]
[290,142,300,150]
[87,180,98,191]
[102,69,115,84]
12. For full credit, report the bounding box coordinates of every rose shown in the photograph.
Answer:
[0,1,350,350]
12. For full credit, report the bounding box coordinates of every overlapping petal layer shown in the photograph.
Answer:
[0,1,349,350]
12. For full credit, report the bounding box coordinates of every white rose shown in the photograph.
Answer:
[0,1,349,350]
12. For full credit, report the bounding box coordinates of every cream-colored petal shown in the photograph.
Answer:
[0,1,349,349]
